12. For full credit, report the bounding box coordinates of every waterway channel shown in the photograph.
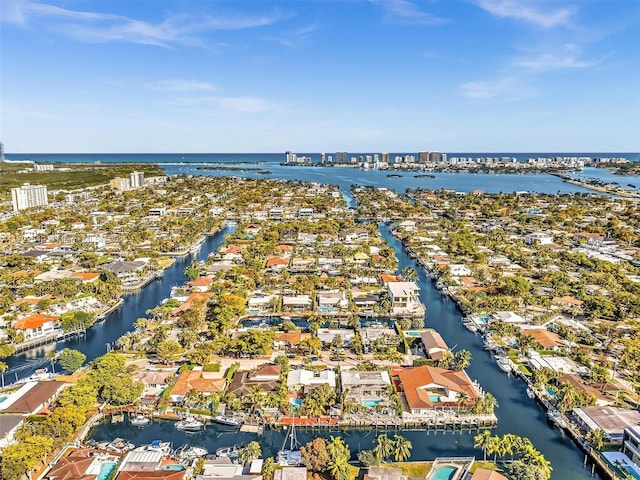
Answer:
[88,223,598,479]
[4,227,233,382]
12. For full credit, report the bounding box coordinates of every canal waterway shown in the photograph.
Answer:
[89,223,597,479]
[4,227,233,382]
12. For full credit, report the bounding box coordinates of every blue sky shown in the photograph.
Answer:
[1,0,639,153]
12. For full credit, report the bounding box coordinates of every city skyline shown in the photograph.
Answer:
[1,0,639,153]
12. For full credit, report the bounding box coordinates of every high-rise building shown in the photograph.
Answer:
[0,141,5,162]
[335,151,348,164]
[429,151,441,163]
[320,152,326,164]
[129,171,145,189]
[11,183,48,211]
[419,151,430,163]
[381,152,389,163]
[110,177,131,191]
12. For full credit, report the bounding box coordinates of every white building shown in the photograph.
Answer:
[129,171,145,189]
[11,183,48,211]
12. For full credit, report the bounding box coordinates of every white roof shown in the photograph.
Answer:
[387,282,419,297]
[286,369,336,388]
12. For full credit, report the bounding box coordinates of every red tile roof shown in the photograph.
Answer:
[170,370,225,397]
[398,366,478,410]
[116,471,185,480]
[13,313,59,330]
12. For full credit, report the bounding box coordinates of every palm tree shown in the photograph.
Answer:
[392,434,412,462]
[239,441,262,465]
[473,430,492,462]
[327,454,350,480]
[0,361,6,388]
[373,434,394,463]
[586,428,606,451]
[45,350,58,374]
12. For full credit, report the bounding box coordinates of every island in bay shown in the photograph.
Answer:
[0,155,639,480]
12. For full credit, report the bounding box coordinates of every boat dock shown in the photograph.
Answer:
[13,328,86,353]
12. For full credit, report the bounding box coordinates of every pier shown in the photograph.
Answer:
[13,328,86,353]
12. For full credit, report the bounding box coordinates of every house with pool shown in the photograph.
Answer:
[396,365,479,415]
[340,369,391,408]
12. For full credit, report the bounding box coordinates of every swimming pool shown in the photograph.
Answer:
[97,462,116,480]
[429,394,441,403]
[405,331,422,337]
[317,306,334,312]
[290,398,303,409]
[363,400,381,408]
[430,465,458,480]
[161,465,186,471]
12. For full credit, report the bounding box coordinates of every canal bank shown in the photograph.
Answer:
[3,226,233,383]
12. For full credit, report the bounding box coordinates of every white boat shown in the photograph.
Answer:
[216,444,243,458]
[526,388,535,399]
[178,445,208,459]
[212,416,242,427]
[130,414,152,427]
[175,416,205,432]
[277,421,302,466]
[135,440,172,453]
[495,356,512,373]
[547,410,567,429]
[463,320,478,333]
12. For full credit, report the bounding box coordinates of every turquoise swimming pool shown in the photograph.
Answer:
[97,462,116,480]
[429,394,441,403]
[363,400,381,408]
[290,398,303,409]
[405,331,422,337]
[430,465,458,480]
[161,465,186,471]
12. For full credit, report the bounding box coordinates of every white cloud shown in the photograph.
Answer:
[512,45,600,71]
[475,0,575,28]
[149,80,218,92]
[2,1,288,47]
[370,0,445,25]
[460,77,534,101]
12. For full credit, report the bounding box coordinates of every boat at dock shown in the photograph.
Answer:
[130,413,152,427]
[176,445,208,459]
[547,410,567,429]
[277,421,303,466]
[212,416,242,427]
[495,356,512,373]
[527,388,535,399]
[175,416,205,432]
[215,444,243,458]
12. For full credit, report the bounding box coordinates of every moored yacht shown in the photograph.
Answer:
[175,416,205,432]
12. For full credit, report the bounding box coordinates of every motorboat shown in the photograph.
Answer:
[130,414,152,427]
[212,416,242,427]
[495,356,512,373]
[135,440,172,453]
[106,438,134,453]
[547,410,567,429]
[215,444,243,458]
[175,416,205,432]
[526,388,535,399]
[177,445,208,459]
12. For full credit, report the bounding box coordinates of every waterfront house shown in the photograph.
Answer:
[622,426,640,470]
[470,469,508,480]
[340,370,391,406]
[132,369,175,398]
[247,292,277,315]
[187,276,213,292]
[449,264,472,277]
[273,467,307,480]
[396,365,478,414]
[286,368,336,393]
[266,257,290,272]
[196,456,261,480]
[13,313,59,340]
[227,366,281,397]
[573,406,640,444]
[420,330,449,361]
[281,295,312,313]
[0,381,67,416]
[169,368,226,403]
[317,328,355,345]
[316,291,348,313]
[104,260,146,284]
[387,281,424,316]
[520,328,565,351]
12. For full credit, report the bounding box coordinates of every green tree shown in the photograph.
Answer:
[1,436,54,480]
[392,434,412,462]
[586,428,606,451]
[262,457,275,480]
[474,430,492,462]
[57,348,86,373]
[156,340,185,364]
[239,441,262,465]
[373,434,394,463]
[327,436,351,480]
[301,437,330,472]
